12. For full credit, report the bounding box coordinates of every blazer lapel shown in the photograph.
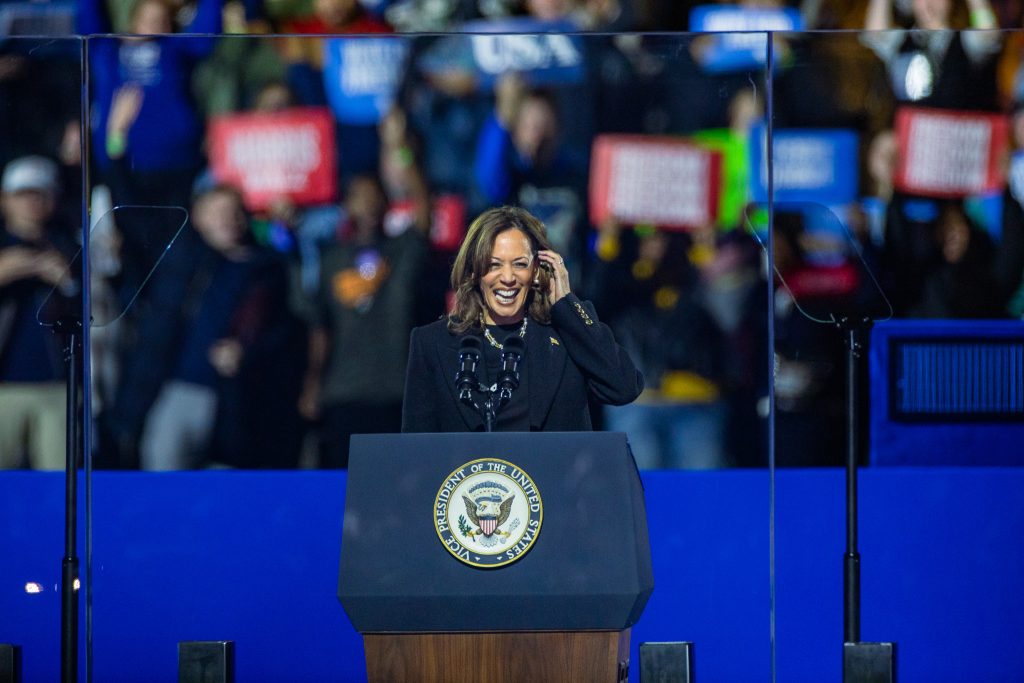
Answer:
[437,332,485,431]
[527,321,566,430]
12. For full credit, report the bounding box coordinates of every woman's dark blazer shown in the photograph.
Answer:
[401,293,643,432]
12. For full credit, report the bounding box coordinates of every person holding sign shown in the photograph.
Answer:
[863,0,1001,110]
[401,205,642,433]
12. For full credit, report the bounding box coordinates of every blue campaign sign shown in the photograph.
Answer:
[416,18,585,88]
[323,37,410,125]
[689,5,803,73]
[749,124,859,205]
[357,0,394,18]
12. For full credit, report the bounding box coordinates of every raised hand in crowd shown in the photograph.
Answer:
[495,72,527,130]
[106,85,144,160]
[208,338,244,378]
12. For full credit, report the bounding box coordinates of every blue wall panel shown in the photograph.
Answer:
[2,468,1022,682]
[774,468,1024,683]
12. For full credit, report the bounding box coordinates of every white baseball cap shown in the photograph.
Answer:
[2,155,58,194]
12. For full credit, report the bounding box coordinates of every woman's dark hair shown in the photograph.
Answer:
[447,206,554,334]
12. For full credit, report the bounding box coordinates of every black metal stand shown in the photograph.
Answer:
[461,383,506,433]
[836,317,895,683]
[838,317,868,644]
[54,318,82,683]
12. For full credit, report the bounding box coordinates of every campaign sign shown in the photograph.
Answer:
[383,194,466,251]
[693,128,749,229]
[749,124,859,205]
[430,194,467,250]
[590,135,722,230]
[417,19,584,88]
[323,37,410,125]
[689,5,802,73]
[894,106,1009,198]
[209,107,337,211]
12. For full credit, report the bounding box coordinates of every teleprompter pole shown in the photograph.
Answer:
[56,318,82,683]
[840,318,866,644]
[837,317,895,683]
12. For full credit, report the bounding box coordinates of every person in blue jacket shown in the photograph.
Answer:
[472,75,588,284]
[78,0,222,211]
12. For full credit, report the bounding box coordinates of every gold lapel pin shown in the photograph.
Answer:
[550,337,560,346]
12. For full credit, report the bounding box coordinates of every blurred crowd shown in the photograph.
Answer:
[2,0,1024,470]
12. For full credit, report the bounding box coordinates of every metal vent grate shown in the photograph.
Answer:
[890,339,1024,421]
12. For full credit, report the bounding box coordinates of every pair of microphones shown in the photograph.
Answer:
[456,334,525,407]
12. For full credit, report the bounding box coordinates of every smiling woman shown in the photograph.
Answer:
[480,229,537,325]
[401,205,643,433]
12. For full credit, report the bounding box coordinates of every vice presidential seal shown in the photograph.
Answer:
[434,458,543,568]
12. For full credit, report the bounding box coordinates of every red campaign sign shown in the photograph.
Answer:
[589,135,722,230]
[429,194,467,251]
[209,107,337,211]
[781,262,860,300]
[383,194,466,251]
[894,106,1010,198]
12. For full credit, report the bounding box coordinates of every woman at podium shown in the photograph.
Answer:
[402,206,642,432]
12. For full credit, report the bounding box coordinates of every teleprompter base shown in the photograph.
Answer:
[640,641,695,683]
[363,630,630,683]
[843,641,895,683]
[178,641,234,683]
[0,644,22,683]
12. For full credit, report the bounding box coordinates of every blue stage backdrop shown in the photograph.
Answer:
[2,468,1023,682]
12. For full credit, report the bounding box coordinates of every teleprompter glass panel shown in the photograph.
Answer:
[769,25,1024,683]
[0,34,84,682]
[82,29,774,682]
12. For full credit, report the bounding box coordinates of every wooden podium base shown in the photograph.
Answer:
[363,630,630,683]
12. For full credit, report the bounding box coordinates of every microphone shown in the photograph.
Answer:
[497,335,525,404]
[456,336,482,404]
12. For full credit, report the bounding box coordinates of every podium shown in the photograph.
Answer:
[338,432,654,683]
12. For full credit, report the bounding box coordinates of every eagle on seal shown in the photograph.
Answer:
[462,493,514,537]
